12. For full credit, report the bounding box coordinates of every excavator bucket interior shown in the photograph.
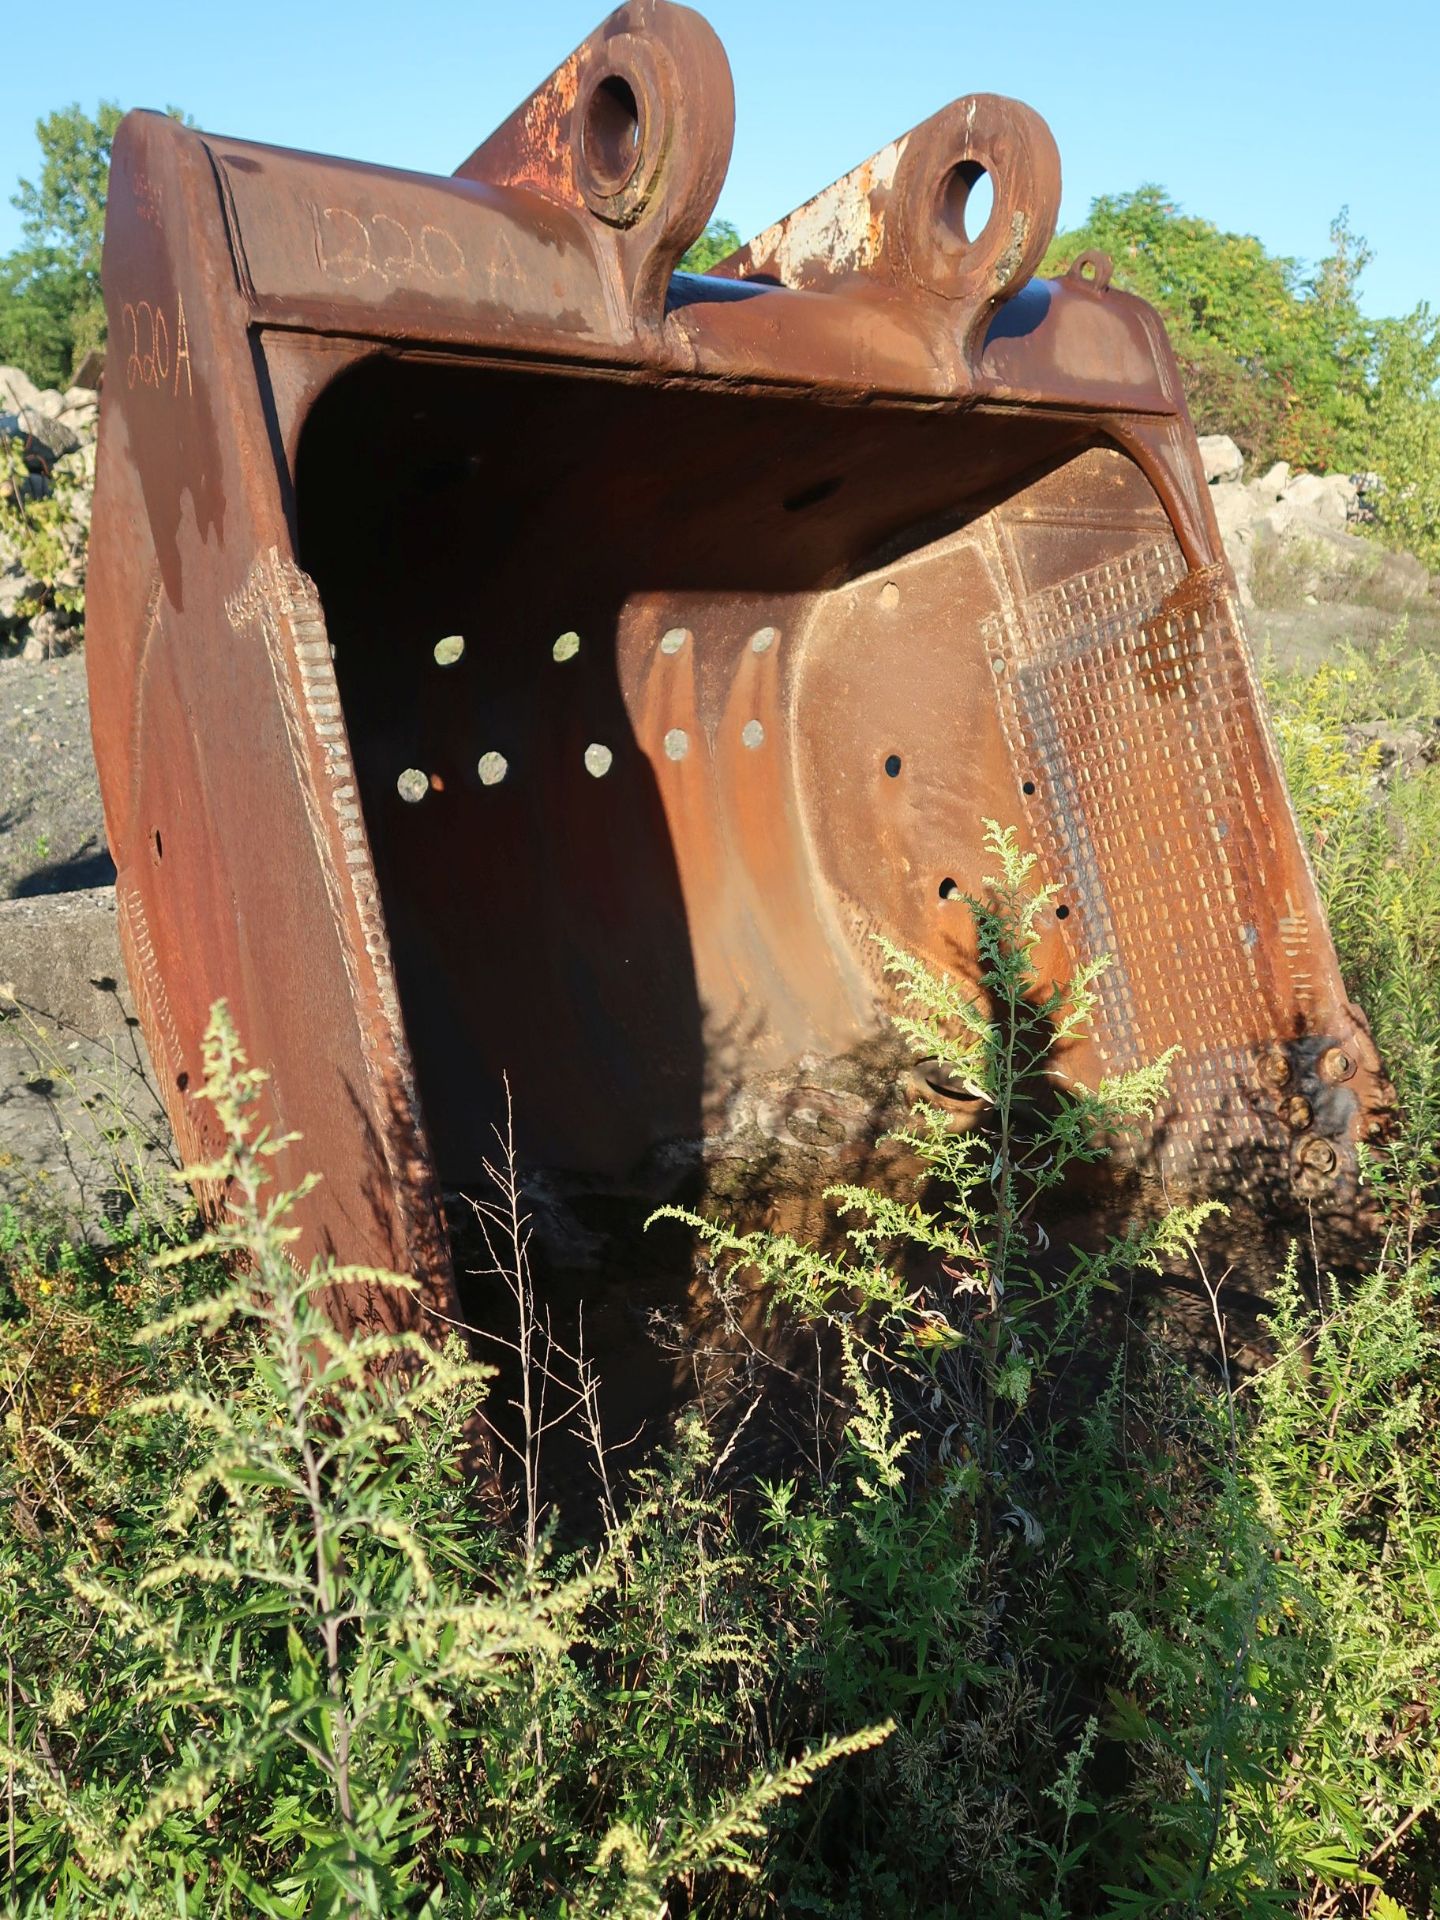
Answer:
[88,1,1387,1340]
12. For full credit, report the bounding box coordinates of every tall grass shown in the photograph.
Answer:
[0,629,1436,1916]
[1267,627,1440,1216]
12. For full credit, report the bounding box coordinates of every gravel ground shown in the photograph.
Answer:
[0,649,114,899]
[0,1002,173,1233]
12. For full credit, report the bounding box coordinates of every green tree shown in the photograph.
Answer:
[1304,207,1375,456]
[0,103,122,386]
[1042,185,1373,472]
[1043,186,1440,569]
[0,101,186,388]
[1367,303,1440,568]
[680,217,740,273]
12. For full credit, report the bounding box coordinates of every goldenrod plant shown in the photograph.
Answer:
[0,1008,885,1917]
[2,725,1437,1913]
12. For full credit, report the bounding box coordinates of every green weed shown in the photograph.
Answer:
[2,688,1437,1915]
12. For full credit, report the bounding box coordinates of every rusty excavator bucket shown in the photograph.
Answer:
[88,1,1387,1337]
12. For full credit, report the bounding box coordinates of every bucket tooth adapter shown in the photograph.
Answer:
[88,0,1387,1328]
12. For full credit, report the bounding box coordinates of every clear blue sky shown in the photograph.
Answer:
[1,0,1435,319]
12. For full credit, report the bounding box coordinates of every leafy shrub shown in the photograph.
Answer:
[1,435,87,638]
[678,219,740,273]
[0,104,122,388]
[0,101,191,387]
[1267,631,1440,1202]
[657,820,1440,1915]
[0,1010,884,1916]
[4,732,1439,1914]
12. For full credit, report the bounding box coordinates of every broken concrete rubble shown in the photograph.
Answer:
[1196,437,1434,611]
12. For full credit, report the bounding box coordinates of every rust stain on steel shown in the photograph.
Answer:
[87,0,1388,1331]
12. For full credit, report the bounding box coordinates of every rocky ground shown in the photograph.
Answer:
[1196,430,1440,659]
[0,884,172,1229]
[2,360,110,902]
[2,650,112,898]
[1,364,161,1227]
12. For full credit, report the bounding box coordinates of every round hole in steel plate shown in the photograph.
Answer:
[477,751,508,786]
[884,754,902,778]
[396,768,429,804]
[582,73,641,193]
[1055,903,1070,920]
[433,634,465,667]
[938,877,960,902]
[938,159,994,246]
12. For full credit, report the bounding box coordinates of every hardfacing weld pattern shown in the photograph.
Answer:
[984,517,1342,1187]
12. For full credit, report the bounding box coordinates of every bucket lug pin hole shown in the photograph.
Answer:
[581,72,643,195]
[937,159,995,249]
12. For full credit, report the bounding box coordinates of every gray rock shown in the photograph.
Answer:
[1344,716,1440,783]
[60,384,98,414]
[57,402,98,437]
[1211,479,1256,539]
[21,610,69,660]
[1365,548,1431,609]
[1209,481,1258,605]
[0,365,44,413]
[0,569,26,626]
[1199,434,1244,484]
[0,406,84,472]
[53,443,93,484]
[1209,462,1436,616]
[1253,460,1291,500]
[1284,472,1357,534]
[0,887,130,1032]
[1257,519,1367,589]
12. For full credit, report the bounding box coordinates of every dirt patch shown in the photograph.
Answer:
[0,650,113,898]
